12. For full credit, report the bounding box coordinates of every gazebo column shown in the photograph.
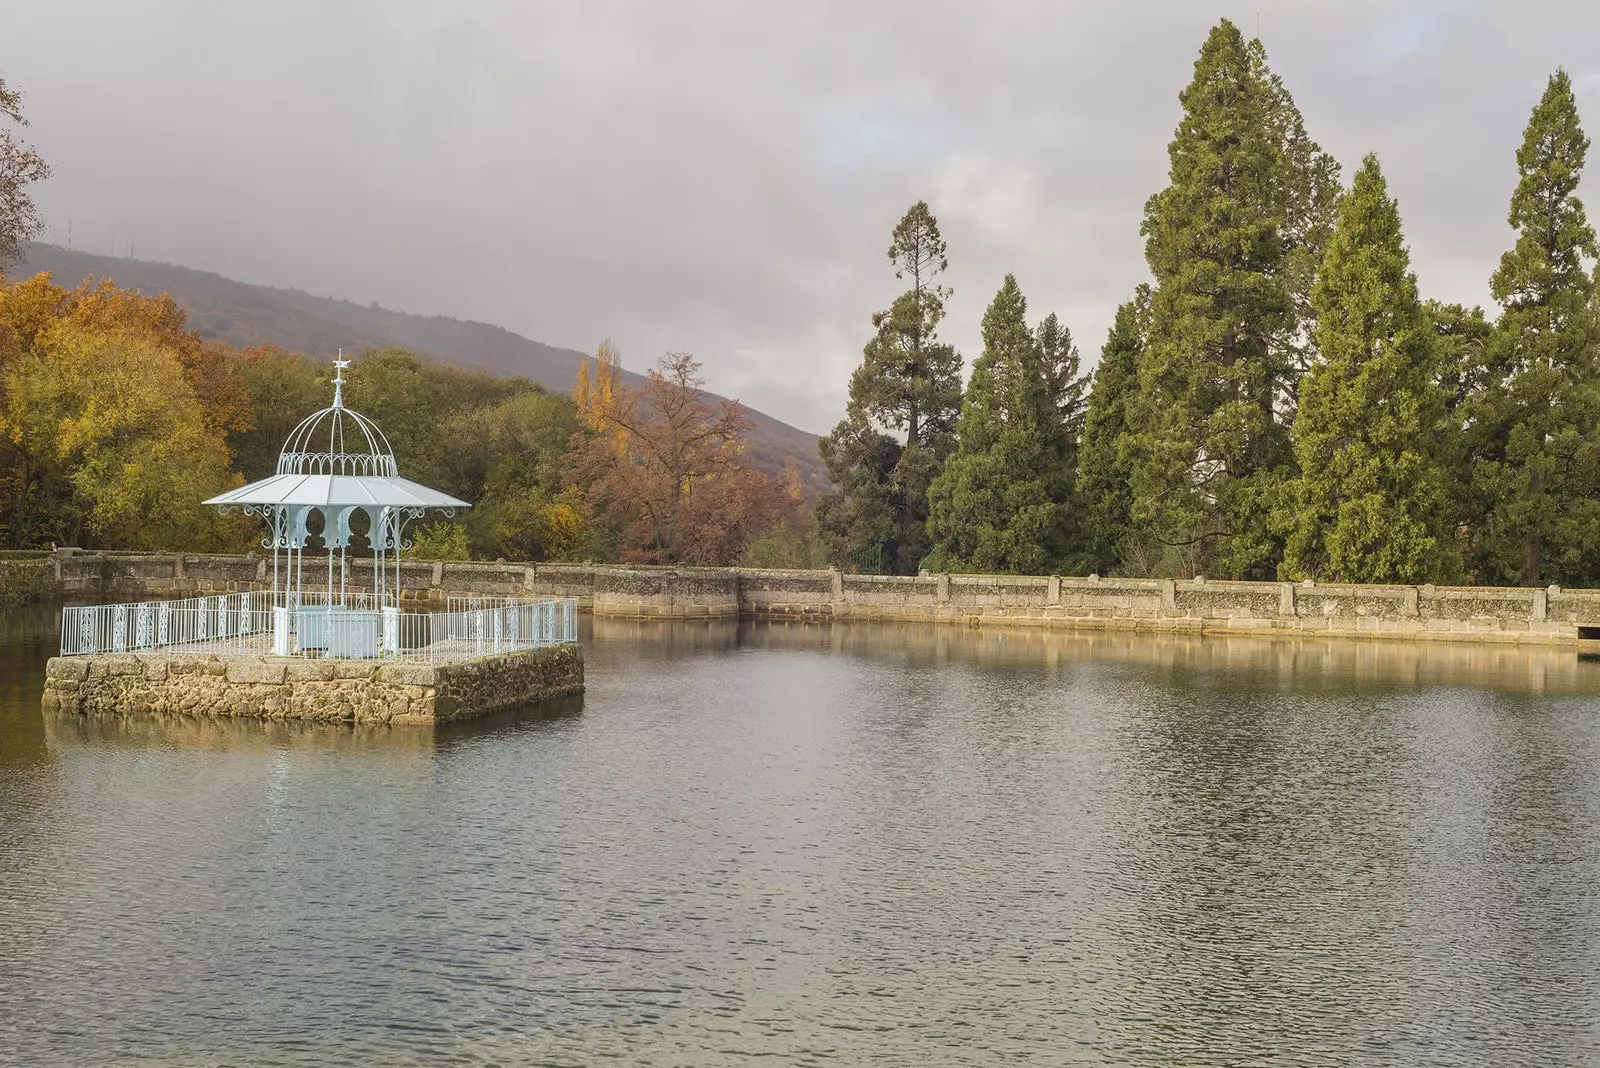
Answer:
[329,506,357,608]
[381,507,403,655]
[274,507,309,656]
[270,506,286,654]
[367,506,391,611]
[392,509,404,609]
[325,509,334,608]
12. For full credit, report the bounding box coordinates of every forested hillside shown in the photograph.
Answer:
[10,244,829,493]
[0,270,817,565]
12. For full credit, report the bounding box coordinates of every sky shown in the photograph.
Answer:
[7,0,1600,434]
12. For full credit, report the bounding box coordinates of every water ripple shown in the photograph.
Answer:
[2,619,1599,1065]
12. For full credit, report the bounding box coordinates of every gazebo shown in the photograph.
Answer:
[204,358,469,657]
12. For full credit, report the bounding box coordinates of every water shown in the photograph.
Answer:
[3,612,1600,1066]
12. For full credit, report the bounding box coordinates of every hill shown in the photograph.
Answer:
[9,244,830,493]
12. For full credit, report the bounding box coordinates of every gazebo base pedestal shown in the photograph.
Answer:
[41,644,584,726]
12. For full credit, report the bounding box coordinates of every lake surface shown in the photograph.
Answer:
[3,611,1600,1066]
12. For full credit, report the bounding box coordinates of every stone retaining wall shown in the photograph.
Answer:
[41,644,583,725]
[28,550,1600,645]
[572,568,1600,644]
[0,553,56,607]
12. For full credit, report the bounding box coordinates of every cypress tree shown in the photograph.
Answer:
[1077,287,1148,574]
[925,275,1085,574]
[1121,19,1339,578]
[1467,70,1600,586]
[1035,310,1090,566]
[1427,300,1494,574]
[1279,156,1459,583]
[1253,40,1343,386]
[818,201,964,573]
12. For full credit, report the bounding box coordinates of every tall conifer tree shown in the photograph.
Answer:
[1465,70,1600,586]
[1428,300,1494,564]
[925,276,1086,574]
[1279,156,1458,583]
[1121,20,1338,578]
[1252,41,1343,388]
[1077,287,1148,574]
[818,202,963,573]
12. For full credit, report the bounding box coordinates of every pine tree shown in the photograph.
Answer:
[818,202,963,573]
[1077,288,1148,574]
[814,415,902,574]
[1120,20,1339,578]
[925,276,1086,574]
[1466,70,1600,586]
[1279,155,1459,583]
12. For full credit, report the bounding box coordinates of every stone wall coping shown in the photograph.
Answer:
[48,556,1600,598]
[34,553,1600,648]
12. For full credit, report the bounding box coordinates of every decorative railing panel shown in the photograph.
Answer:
[60,593,577,665]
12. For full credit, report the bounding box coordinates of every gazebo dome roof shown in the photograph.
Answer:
[274,362,401,478]
[203,358,470,512]
[277,402,398,477]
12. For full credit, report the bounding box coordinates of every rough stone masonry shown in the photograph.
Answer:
[41,644,584,725]
[25,549,1600,645]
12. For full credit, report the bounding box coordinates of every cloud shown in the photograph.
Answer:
[7,0,1599,434]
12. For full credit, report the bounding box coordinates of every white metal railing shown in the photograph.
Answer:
[60,592,273,657]
[59,594,577,665]
[428,597,576,658]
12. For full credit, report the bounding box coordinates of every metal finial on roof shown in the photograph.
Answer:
[332,351,350,409]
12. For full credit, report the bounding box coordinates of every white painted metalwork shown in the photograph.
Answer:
[60,592,274,658]
[60,593,577,665]
[201,358,469,623]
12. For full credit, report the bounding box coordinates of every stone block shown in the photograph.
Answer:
[284,660,335,682]
[225,660,287,685]
[375,662,437,687]
[103,656,145,677]
[334,661,377,680]
[45,657,88,681]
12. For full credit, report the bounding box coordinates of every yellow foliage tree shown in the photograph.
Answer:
[0,322,240,549]
[574,338,622,433]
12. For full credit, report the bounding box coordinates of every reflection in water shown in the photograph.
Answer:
[0,604,56,768]
[1,614,1599,1065]
[39,693,585,755]
[716,616,1600,694]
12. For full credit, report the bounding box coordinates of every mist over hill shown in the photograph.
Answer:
[10,244,829,493]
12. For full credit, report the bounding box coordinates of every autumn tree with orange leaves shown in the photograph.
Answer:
[570,350,788,564]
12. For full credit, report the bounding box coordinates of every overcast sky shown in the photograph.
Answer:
[8,1,1600,433]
